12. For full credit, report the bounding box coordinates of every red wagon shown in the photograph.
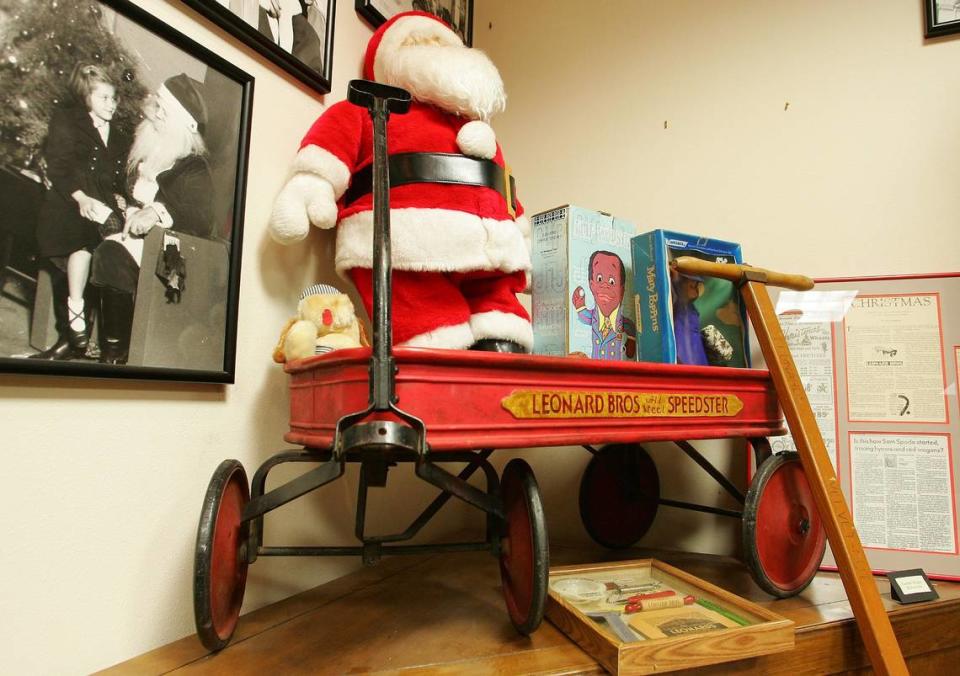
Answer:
[191,80,827,652]
[194,344,830,650]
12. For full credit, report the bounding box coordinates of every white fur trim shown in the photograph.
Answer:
[334,208,532,274]
[373,17,504,120]
[469,310,533,351]
[373,16,462,84]
[147,202,173,229]
[401,321,474,350]
[292,145,351,198]
[456,121,496,159]
[514,213,531,256]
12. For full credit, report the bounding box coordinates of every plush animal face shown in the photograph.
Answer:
[299,293,358,336]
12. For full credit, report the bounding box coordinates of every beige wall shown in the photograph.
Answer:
[476,0,960,555]
[3,0,960,672]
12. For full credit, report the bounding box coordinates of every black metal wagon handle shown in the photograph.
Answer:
[346,79,412,411]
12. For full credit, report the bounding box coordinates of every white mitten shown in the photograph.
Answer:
[268,173,338,244]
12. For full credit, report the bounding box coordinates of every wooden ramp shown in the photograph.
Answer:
[101,546,960,675]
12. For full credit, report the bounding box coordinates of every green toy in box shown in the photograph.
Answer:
[631,230,748,367]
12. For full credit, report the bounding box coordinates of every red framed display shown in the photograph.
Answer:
[757,272,960,581]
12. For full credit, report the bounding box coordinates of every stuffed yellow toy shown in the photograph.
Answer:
[273,284,368,363]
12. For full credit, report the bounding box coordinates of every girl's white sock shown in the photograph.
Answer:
[68,296,86,331]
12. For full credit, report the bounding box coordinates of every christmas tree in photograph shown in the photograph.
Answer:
[0,0,147,170]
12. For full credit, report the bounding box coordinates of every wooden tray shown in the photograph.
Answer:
[546,559,794,674]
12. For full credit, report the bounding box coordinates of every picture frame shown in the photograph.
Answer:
[0,0,253,383]
[924,0,960,38]
[355,0,473,46]
[181,0,335,95]
[760,273,960,581]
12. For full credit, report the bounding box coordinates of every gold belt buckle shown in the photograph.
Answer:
[503,163,517,218]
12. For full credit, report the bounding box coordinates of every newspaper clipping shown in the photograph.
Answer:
[850,433,957,554]
[843,294,947,423]
[773,313,839,471]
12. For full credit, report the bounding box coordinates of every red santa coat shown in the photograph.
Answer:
[293,99,531,277]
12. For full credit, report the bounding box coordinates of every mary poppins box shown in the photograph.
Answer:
[631,230,748,367]
[531,205,637,360]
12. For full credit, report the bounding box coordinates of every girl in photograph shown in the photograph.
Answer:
[31,64,133,360]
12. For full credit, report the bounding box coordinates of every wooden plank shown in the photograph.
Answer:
[96,554,431,675]
[103,546,960,675]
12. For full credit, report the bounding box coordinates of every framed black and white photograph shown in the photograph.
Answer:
[182,0,334,94]
[0,0,252,383]
[925,1,960,38]
[356,0,473,46]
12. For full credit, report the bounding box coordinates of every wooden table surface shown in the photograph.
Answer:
[101,545,960,675]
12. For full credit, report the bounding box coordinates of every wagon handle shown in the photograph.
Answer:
[686,254,908,674]
[347,79,412,410]
[671,256,814,291]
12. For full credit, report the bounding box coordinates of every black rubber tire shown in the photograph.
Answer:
[579,444,659,549]
[194,459,250,651]
[499,458,549,635]
[743,452,826,598]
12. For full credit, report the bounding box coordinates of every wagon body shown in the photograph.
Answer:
[285,347,786,451]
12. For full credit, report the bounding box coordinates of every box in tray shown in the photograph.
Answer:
[546,558,794,674]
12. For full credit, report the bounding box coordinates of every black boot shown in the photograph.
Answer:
[470,338,528,353]
[28,268,83,360]
[98,287,134,365]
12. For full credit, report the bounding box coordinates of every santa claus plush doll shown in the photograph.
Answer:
[269,10,532,352]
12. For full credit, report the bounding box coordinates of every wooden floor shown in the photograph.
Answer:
[102,545,960,675]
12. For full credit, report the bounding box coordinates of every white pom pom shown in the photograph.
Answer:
[456,120,497,159]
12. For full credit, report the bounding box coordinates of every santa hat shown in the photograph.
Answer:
[363,11,462,82]
[158,73,208,134]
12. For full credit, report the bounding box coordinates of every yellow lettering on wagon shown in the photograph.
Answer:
[501,391,743,419]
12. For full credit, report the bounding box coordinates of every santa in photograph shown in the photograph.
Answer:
[90,73,214,364]
[269,10,532,352]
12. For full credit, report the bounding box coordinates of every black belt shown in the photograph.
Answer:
[342,152,517,217]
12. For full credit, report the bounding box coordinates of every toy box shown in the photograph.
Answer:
[531,205,637,360]
[631,230,748,367]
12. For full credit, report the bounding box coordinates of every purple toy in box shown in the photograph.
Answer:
[631,230,748,367]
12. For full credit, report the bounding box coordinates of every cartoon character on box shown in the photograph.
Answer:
[269,11,532,353]
[571,250,636,360]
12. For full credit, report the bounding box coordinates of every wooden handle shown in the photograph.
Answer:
[672,256,814,291]
[741,281,908,675]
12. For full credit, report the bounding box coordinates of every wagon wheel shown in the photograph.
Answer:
[743,452,826,598]
[194,459,250,651]
[499,458,549,635]
[579,443,659,549]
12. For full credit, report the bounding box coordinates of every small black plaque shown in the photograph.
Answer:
[887,569,939,604]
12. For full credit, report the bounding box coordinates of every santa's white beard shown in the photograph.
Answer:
[127,119,205,182]
[377,44,506,121]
